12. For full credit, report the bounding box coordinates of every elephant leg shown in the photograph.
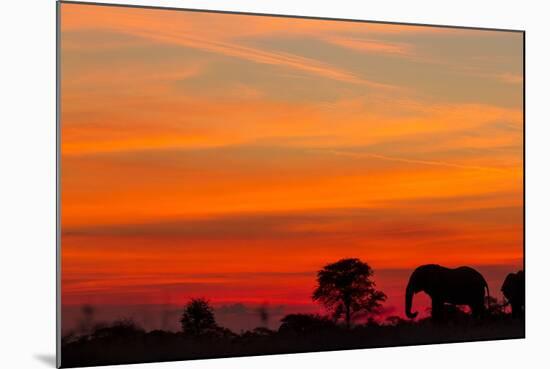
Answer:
[511,302,520,319]
[520,305,525,318]
[471,303,483,320]
[471,290,486,320]
[431,299,443,322]
[480,303,486,319]
[515,302,524,319]
[474,296,485,319]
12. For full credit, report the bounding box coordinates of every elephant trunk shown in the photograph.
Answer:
[405,283,418,319]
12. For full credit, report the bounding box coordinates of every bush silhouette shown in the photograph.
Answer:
[180,298,217,336]
[279,314,335,335]
[89,319,145,344]
[312,258,386,328]
[486,296,508,318]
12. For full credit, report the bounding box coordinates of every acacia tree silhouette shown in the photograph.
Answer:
[312,258,386,328]
[180,298,217,336]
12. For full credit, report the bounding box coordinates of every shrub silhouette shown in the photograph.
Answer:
[180,298,217,336]
[486,296,508,318]
[91,319,145,342]
[279,314,335,335]
[312,258,386,328]
[256,303,270,327]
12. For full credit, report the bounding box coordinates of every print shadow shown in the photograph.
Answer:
[33,353,56,367]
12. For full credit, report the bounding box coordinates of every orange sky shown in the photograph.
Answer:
[60,2,523,331]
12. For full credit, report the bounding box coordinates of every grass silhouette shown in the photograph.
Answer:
[61,309,524,367]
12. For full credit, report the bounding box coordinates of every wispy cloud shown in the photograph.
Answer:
[326,36,413,56]
[125,29,395,89]
[313,149,511,173]
[61,4,397,89]
[494,72,523,85]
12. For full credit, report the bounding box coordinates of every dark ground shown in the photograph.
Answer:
[61,316,524,368]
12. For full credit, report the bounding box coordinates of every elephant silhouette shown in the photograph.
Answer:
[501,270,524,318]
[405,264,489,321]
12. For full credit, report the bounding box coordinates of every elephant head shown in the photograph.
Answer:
[501,271,524,300]
[405,264,440,319]
[501,270,524,318]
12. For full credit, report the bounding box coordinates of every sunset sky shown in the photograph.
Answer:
[60,2,523,332]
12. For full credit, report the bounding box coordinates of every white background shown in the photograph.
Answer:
[1,0,549,368]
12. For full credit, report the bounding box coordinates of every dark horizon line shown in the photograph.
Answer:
[58,0,525,34]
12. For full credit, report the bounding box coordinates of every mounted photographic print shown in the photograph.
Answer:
[57,1,525,367]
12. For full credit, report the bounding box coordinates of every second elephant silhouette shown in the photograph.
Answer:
[501,270,524,318]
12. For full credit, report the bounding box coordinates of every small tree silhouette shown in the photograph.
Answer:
[256,303,270,327]
[77,304,96,335]
[180,298,217,336]
[312,258,386,328]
